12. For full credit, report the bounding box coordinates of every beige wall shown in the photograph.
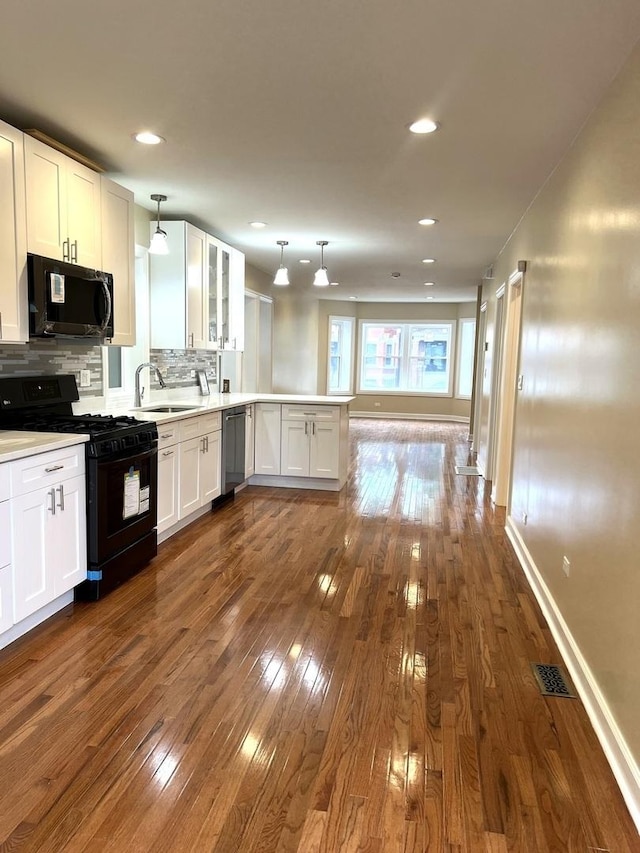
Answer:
[272,291,320,394]
[480,43,640,762]
[244,262,272,298]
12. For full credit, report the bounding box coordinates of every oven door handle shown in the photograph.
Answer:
[96,445,158,467]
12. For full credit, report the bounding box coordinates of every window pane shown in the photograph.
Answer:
[406,325,451,393]
[360,324,402,389]
[457,319,476,398]
[328,317,355,394]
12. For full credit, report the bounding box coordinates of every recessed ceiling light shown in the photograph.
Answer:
[249,221,268,228]
[418,218,438,226]
[424,281,435,286]
[299,259,311,264]
[349,296,357,300]
[426,296,434,300]
[133,131,165,145]
[422,258,436,264]
[329,281,339,286]
[408,118,439,134]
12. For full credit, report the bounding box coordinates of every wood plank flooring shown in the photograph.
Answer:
[0,419,637,852]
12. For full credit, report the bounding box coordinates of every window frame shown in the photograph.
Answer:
[356,319,456,397]
[326,315,356,395]
[455,317,477,400]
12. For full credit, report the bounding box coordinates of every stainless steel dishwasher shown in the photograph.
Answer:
[218,405,247,502]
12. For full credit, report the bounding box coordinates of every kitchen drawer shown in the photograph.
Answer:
[157,423,180,450]
[0,463,8,502]
[0,501,9,570]
[9,445,85,497]
[179,411,221,441]
[281,404,340,423]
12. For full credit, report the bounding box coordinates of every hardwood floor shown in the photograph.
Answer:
[0,419,637,852]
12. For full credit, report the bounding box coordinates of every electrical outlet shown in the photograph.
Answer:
[374,402,381,407]
[521,512,528,525]
[562,555,571,577]
[80,369,91,388]
[190,370,196,378]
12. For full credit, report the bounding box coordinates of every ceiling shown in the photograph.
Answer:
[1,1,640,303]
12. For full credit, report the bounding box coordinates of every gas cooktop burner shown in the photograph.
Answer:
[20,413,145,435]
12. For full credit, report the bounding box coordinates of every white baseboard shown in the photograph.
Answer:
[350,411,470,423]
[505,516,640,833]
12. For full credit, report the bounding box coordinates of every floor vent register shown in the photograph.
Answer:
[531,663,577,698]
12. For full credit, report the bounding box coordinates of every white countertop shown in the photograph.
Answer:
[0,431,89,464]
[0,393,354,461]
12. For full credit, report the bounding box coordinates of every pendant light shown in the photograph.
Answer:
[313,240,330,287]
[273,240,290,286]
[149,194,169,255]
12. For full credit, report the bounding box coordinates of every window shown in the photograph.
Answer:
[327,316,355,394]
[456,318,476,398]
[358,321,455,395]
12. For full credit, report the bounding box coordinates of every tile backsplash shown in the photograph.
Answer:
[0,340,104,396]
[0,340,218,399]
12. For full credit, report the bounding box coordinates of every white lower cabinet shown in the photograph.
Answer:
[179,412,222,516]
[280,406,340,479]
[9,446,86,624]
[0,466,12,634]
[157,432,180,534]
[245,403,255,478]
[254,403,281,475]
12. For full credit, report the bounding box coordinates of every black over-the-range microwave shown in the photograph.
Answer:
[27,253,114,339]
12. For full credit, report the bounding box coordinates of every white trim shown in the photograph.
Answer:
[0,591,74,651]
[350,411,469,423]
[505,516,640,834]
[248,475,342,492]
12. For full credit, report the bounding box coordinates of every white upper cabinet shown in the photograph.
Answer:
[150,221,244,352]
[24,135,101,268]
[150,220,208,350]
[208,234,244,351]
[0,119,28,344]
[100,177,136,346]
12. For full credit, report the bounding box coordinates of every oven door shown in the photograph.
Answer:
[87,444,158,566]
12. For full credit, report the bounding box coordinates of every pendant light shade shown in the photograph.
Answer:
[149,194,169,255]
[273,240,290,286]
[313,240,330,287]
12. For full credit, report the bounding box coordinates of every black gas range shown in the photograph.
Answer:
[0,374,158,599]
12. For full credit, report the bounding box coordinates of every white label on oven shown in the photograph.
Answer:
[50,273,65,304]
[139,485,150,515]
[123,468,140,519]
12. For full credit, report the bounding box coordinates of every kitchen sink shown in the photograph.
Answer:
[137,405,201,413]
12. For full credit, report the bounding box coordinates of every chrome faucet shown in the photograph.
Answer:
[134,362,166,407]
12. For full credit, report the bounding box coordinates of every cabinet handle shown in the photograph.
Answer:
[312,422,316,436]
[71,240,78,263]
[160,433,173,439]
[205,435,209,452]
[201,437,206,453]
[305,422,308,435]
[48,488,56,515]
[303,412,316,416]
[62,238,70,261]
[162,450,174,457]
[189,333,195,348]
[56,484,65,511]
[45,464,64,473]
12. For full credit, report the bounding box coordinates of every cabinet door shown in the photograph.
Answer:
[207,237,219,349]
[228,247,245,350]
[186,224,207,349]
[101,177,135,346]
[24,135,67,260]
[200,431,221,503]
[11,486,52,622]
[309,421,340,479]
[281,421,310,476]
[51,474,87,595]
[245,404,255,478]
[179,436,203,517]
[0,120,28,344]
[0,565,12,635]
[254,404,281,475]
[66,161,102,268]
[157,445,179,533]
